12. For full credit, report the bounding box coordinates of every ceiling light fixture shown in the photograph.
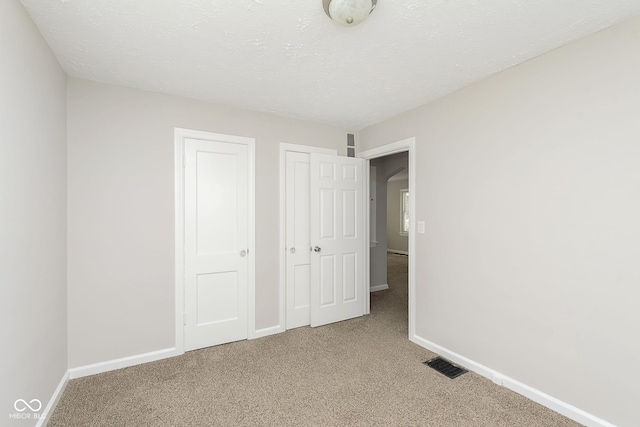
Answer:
[323,0,377,27]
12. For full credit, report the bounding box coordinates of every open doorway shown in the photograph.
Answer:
[359,138,416,340]
[368,154,409,328]
[383,168,410,326]
[368,153,408,291]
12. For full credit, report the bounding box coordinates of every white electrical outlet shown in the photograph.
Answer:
[417,221,426,234]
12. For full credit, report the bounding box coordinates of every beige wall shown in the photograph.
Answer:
[359,16,640,426]
[387,178,409,253]
[67,78,346,368]
[0,1,67,422]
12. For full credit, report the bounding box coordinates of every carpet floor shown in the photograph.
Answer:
[50,254,580,426]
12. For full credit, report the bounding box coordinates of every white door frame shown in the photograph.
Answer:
[174,128,256,354]
[358,137,416,339]
[279,143,337,332]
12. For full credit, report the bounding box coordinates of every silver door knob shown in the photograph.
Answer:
[313,246,321,253]
[290,247,296,254]
[240,249,247,257]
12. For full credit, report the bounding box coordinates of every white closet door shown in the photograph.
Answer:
[285,152,312,329]
[184,137,249,351]
[310,154,365,327]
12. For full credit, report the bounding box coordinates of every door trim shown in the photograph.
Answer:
[358,137,416,339]
[279,143,337,331]
[175,128,256,354]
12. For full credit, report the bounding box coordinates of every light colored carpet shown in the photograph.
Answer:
[50,254,580,426]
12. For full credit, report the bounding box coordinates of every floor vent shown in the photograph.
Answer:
[424,357,468,379]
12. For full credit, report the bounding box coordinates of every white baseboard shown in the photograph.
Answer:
[252,324,284,339]
[387,249,409,255]
[370,283,389,292]
[68,347,181,380]
[37,370,70,427]
[410,334,614,427]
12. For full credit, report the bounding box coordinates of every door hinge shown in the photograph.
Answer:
[183,312,187,325]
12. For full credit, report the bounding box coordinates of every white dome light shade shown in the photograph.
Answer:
[324,0,377,27]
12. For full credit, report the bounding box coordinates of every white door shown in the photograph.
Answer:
[310,154,365,327]
[285,152,312,329]
[184,137,250,351]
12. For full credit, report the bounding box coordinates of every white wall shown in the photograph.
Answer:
[387,178,409,253]
[66,78,346,368]
[369,152,408,288]
[0,1,67,424]
[359,16,640,427]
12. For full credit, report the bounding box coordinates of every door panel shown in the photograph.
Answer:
[320,255,336,306]
[320,189,335,239]
[184,138,248,351]
[343,253,357,301]
[285,152,312,329]
[310,154,365,327]
[343,190,357,238]
[195,152,238,253]
[293,265,310,309]
[196,272,238,325]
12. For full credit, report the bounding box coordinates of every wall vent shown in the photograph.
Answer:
[347,133,355,157]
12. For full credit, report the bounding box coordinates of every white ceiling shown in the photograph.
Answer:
[22,0,640,130]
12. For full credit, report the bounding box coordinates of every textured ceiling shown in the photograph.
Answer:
[21,0,640,130]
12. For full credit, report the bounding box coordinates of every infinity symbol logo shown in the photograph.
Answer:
[14,399,42,412]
